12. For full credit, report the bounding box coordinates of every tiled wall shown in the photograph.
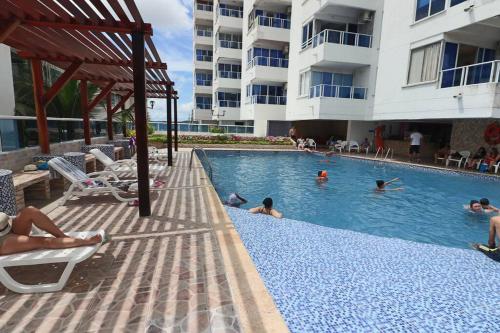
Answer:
[450,119,500,152]
[0,136,123,172]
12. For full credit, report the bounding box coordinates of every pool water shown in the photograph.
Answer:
[204,151,500,249]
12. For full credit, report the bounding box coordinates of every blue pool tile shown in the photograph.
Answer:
[226,207,500,333]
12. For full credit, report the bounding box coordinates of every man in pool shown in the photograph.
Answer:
[316,170,328,183]
[224,193,248,208]
[468,200,483,213]
[488,215,500,250]
[249,197,283,219]
[480,198,499,213]
[375,178,403,192]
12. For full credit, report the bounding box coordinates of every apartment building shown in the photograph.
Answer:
[193,0,500,155]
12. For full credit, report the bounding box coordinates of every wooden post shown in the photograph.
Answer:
[132,30,151,216]
[121,105,127,137]
[30,60,50,154]
[174,91,179,152]
[106,93,113,141]
[166,86,173,166]
[80,80,91,145]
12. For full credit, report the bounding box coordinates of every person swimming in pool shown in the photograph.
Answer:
[465,199,499,214]
[249,197,282,219]
[375,178,403,192]
[480,198,499,213]
[224,193,248,208]
[316,170,328,183]
[468,200,484,213]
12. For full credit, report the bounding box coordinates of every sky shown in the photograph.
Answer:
[135,0,194,122]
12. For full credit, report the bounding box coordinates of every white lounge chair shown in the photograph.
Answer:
[306,138,317,150]
[90,149,166,179]
[0,229,105,293]
[334,141,347,153]
[436,150,455,164]
[446,150,470,168]
[148,146,171,162]
[48,157,136,205]
[348,141,360,153]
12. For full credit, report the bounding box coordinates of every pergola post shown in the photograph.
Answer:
[30,59,50,154]
[132,30,151,216]
[80,80,91,145]
[166,85,173,166]
[173,91,179,152]
[106,93,113,141]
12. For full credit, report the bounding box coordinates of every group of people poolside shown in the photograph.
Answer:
[435,145,500,171]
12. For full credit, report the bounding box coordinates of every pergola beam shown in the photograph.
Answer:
[111,90,133,114]
[43,61,83,106]
[17,52,167,69]
[0,19,21,44]
[21,19,153,36]
[87,81,115,111]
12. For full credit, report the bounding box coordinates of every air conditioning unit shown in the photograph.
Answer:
[359,11,373,23]
[283,45,289,54]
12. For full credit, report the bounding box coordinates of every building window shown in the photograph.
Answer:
[450,0,467,6]
[301,21,314,49]
[407,42,441,84]
[415,0,445,21]
[298,72,310,97]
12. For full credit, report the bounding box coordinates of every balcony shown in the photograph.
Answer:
[247,16,290,43]
[194,3,213,21]
[214,71,241,90]
[309,84,368,100]
[194,30,213,46]
[215,7,243,30]
[215,41,242,61]
[439,60,500,88]
[301,29,376,68]
[195,80,212,94]
[212,102,241,121]
[246,95,287,105]
[194,55,213,70]
[246,56,288,82]
[194,108,213,121]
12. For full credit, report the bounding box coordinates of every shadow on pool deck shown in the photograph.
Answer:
[0,150,287,333]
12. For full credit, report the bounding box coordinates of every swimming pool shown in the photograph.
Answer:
[204,150,500,249]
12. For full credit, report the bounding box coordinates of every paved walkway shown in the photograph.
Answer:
[0,150,287,333]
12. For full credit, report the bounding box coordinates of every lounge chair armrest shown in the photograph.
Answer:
[112,159,137,167]
[87,171,120,181]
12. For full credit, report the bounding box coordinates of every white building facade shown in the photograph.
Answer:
[193,0,500,151]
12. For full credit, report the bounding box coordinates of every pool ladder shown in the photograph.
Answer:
[374,147,394,161]
[189,147,213,181]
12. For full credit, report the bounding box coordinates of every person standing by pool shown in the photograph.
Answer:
[289,126,298,146]
[409,129,423,162]
[224,193,248,208]
[375,178,403,192]
[249,197,283,219]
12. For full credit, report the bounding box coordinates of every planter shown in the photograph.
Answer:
[0,169,16,215]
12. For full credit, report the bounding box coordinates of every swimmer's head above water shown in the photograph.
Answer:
[470,200,482,212]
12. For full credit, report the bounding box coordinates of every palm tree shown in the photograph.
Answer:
[113,104,135,137]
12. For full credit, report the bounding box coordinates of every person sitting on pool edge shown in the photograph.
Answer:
[375,178,403,192]
[249,197,282,219]
[316,170,328,183]
[224,193,248,208]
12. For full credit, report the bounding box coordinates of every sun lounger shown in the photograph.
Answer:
[90,149,166,179]
[148,146,172,162]
[0,229,105,293]
[48,157,136,205]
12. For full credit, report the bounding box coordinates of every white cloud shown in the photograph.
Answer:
[135,0,191,36]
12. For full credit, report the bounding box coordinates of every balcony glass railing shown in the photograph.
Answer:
[196,55,213,62]
[196,3,213,11]
[196,80,212,86]
[440,60,500,88]
[302,29,373,50]
[247,56,288,69]
[251,16,290,30]
[218,100,240,108]
[196,103,212,109]
[309,85,368,100]
[218,71,241,79]
[149,122,254,134]
[218,40,242,49]
[247,95,287,105]
[218,7,243,18]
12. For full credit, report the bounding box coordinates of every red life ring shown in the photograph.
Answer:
[484,123,500,145]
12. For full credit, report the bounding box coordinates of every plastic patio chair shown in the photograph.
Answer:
[48,157,137,205]
[348,141,360,153]
[334,141,347,153]
[446,150,470,168]
[306,138,317,150]
[0,229,105,293]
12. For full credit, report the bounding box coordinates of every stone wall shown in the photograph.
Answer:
[450,119,500,152]
[0,136,122,172]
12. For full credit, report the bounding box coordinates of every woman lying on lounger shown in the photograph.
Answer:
[0,207,105,256]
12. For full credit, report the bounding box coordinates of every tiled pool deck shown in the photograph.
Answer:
[0,150,287,333]
[227,207,500,333]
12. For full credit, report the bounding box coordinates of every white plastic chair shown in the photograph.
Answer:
[492,160,500,174]
[48,157,137,205]
[90,149,166,179]
[348,141,360,153]
[0,229,105,293]
[334,141,347,153]
[436,150,454,164]
[306,138,317,150]
[446,151,470,168]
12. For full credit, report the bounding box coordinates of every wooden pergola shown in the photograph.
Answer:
[0,0,175,216]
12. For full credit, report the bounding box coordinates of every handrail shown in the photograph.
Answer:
[302,29,373,50]
[247,56,289,69]
[190,147,213,181]
[374,147,382,159]
[251,16,290,30]
[439,60,500,88]
[246,95,287,105]
[218,40,242,49]
[383,148,391,160]
[309,84,368,100]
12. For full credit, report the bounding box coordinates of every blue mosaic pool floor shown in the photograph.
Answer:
[226,207,500,333]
